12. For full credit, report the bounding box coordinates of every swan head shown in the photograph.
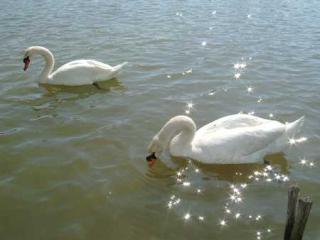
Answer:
[23,55,31,71]
[22,47,34,71]
[22,46,50,71]
[146,135,164,167]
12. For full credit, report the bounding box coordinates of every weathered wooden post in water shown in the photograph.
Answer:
[284,185,313,240]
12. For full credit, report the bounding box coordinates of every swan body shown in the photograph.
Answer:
[23,46,127,86]
[147,114,304,164]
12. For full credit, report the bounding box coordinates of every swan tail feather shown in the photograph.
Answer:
[285,116,304,138]
[112,62,128,73]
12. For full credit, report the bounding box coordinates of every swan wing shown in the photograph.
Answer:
[49,60,115,86]
[197,114,273,134]
[60,60,114,70]
[193,120,285,163]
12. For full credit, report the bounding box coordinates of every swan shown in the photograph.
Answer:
[146,114,304,166]
[22,46,127,86]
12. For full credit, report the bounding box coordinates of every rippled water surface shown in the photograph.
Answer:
[1,0,320,239]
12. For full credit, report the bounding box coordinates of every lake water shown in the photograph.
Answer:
[0,0,320,239]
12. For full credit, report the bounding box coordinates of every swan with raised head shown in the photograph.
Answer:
[146,114,304,166]
[22,46,127,86]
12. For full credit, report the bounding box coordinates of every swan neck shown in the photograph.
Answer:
[32,47,55,83]
[157,116,196,148]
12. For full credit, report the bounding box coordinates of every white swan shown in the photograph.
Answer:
[22,46,127,86]
[146,114,304,166]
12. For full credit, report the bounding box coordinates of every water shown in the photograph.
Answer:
[0,0,320,239]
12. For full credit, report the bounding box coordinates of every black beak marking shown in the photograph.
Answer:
[146,152,157,162]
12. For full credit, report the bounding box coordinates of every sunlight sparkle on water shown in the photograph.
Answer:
[234,63,240,69]
[184,213,191,220]
[201,41,207,46]
[187,103,193,108]
[167,195,181,209]
[212,10,216,15]
[230,195,236,201]
[247,87,253,93]
[295,137,308,143]
[229,194,242,203]
[234,63,246,70]
[234,73,241,79]
[269,113,274,118]
[185,68,192,74]
[182,68,192,75]
[240,63,247,68]
[183,181,191,187]
[299,158,315,167]
[232,187,240,195]
[289,138,296,145]
[185,102,194,114]
[251,165,290,183]
[300,159,307,165]
[288,137,307,145]
[208,90,216,96]
[266,165,272,171]
[198,216,205,221]
[219,219,227,226]
[235,213,241,219]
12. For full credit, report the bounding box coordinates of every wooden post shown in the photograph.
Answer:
[284,185,300,240]
[291,197,313,240]
[283,185,313,240]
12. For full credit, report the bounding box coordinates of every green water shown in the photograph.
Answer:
[0,0,320,239]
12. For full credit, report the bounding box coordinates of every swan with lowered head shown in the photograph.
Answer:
[22,46,127,86]
[146,114,304,166]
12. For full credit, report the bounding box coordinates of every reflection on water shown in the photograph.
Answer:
[24,78,125,115]
[152,153,292,239]
[42,78,125,95]
[148,153,288,183]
